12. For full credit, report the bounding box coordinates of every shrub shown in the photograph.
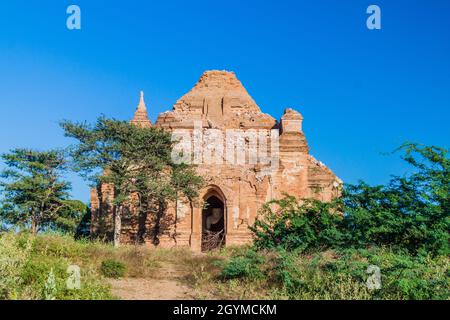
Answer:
[323,248,449,300]
[0,232,114,300]
[252,144,449,256]
[270,250,305,293]
[100,259,126,278]
[220,249,265,280]
[342,143,449,255]
[251,196,344,253]
[0,233,31,299]
[218,247,449,300]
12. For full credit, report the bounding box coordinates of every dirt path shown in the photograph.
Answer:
[109,263,195,300]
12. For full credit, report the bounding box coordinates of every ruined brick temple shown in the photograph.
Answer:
[91,71,341,251]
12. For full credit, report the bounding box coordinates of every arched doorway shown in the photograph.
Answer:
[201,195,225,251]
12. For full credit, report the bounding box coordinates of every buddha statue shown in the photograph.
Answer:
[206,208,223,232]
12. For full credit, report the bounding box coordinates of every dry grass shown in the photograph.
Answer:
[6,232,446,300]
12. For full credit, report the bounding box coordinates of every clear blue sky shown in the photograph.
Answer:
[1,0,449,202]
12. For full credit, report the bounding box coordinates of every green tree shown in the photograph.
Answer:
[0,149,71,234]
[343,143,449,255]
[251,195,343,252]
[253,143,449,255]
[53,199,90,236]
[61,117,203,246]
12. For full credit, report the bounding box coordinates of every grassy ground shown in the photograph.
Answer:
[0,232,448,300]
[0,231,228,300]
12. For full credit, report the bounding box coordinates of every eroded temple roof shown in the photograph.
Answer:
[155,70,277,130]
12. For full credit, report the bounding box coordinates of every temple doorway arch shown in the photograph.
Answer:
[201,188,226,251]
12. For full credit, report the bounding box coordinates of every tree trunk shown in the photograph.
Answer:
[173,193,178,244]
[153,200,165,246]
[137,193,149,244]
[31,218,38,235]
[114,205,122,248]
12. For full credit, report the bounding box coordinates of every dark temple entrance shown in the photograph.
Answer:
[201,195,225,251]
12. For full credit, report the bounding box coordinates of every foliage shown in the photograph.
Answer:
[61,117,203,246]
[171,163,204,202]
[0,232,31,299]
[43,268,57,300]
[0,230,447,300]
[326,247,450,300]
[221,143,450,300]
[0,232,114,300]
[61,117,169,200]
[342,143,449,255]
[218,247,449,300]
[220,248,265,280]
[100,259,126,278]
[0,149,71,234]
[52,199,90,236]
[252,143,449,256]
[251,196,343,252]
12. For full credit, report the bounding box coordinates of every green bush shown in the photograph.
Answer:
[0,232,113,300]
[252,144,449,256]
[343,144,449,255]
[323,248,449,300]
[221,144,449,300]
[219,247,449,300]
[0,233,31,299]
[100,259,126,278]
[220,249,265,280]
[251,196,343,252]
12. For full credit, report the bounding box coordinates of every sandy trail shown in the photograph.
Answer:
[109,263,195,300]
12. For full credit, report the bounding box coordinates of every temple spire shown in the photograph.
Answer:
[138,91,146,110]
[131,90,152,127]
